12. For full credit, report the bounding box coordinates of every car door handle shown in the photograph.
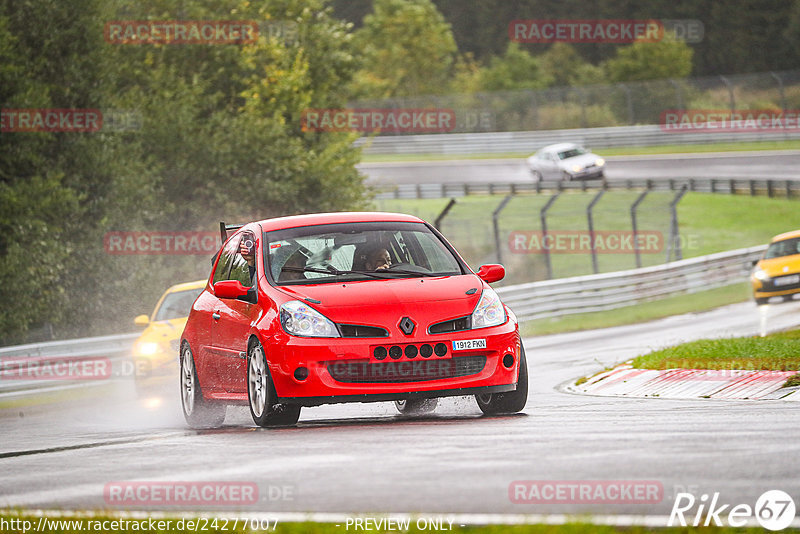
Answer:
[212,312,221,320]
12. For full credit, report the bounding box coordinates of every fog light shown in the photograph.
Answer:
[389,346,402,359]
[405,345,418,358]
[434,343,447,357]
[503,353,514,369]
[374,346,387,360]
[294,367,309,381]
[420,344,433,358]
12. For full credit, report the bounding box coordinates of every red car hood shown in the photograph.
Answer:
[276,275,483,325]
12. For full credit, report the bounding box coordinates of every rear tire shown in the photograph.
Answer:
[395,398,438,415]
[755,297,770,306]
[476,345,528,415]
[247,340,301,427]
[180,343,226,428]
[530,170,543,182]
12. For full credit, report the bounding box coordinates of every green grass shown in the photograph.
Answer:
[519,283,752,337]
[785,373,800,387]
[631,328,800,371]
[0,513,781,533]
[360,139,800,162]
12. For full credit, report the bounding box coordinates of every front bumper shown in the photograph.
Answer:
[752,275,800,299]
[569,167,604,180]
[266,320,521,402]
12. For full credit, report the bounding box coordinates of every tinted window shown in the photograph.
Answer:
[765,237,800,259]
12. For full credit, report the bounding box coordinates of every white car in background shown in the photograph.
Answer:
[526,143,605,181]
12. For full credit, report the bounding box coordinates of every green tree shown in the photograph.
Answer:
[478,42,552,92]
[539,43,606,87]
[603,33,693,83]
[351,0,458,97]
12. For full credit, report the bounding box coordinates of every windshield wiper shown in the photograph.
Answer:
[282,266,388,279]
[380,268,438,277]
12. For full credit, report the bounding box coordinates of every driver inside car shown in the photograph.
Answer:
[365,246,392,271]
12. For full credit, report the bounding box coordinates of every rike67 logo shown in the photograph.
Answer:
[669,490,796,530]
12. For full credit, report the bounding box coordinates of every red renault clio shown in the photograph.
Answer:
[180,212,527,427]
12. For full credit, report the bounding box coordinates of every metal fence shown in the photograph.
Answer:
[375,177,800,199]
[496,245,765,322]
[351,69,800,138]
[356,124,800,155]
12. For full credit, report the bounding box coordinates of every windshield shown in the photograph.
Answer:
[265,222,463,285]
[153,288,203,321]
[557,147,587,159]
[764,237,800,259]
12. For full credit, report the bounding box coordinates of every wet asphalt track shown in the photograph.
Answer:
[2,300,800,519]
[358,151,800,185]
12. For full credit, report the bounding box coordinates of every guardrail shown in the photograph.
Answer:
[0,246,766,398]
[0,333,138,398]
[356,124,800,155]
[496,245,765,322]
[375,178,800,199]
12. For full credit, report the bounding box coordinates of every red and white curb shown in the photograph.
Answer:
[566,364,800,401]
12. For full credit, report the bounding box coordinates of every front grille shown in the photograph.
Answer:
[338,324,389,338]
[327,355,486,383]
[429,317,470,334]
[761,276,800,292]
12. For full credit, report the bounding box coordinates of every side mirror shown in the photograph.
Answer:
[476,264,505,284]
[134,314,150,327]
[213,280,250,300]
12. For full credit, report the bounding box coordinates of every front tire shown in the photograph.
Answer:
[476,345,528,415]
[755,297,770,306]
[180,343,226,428]
[247,340,301,427]
[395,398,438,415]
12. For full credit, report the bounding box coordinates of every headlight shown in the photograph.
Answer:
[280,300,340,338]
[135,342,159,357]
[471,287,506,329]
[596,158,605,166]
[571,164,582,173]
[753,268,770,281]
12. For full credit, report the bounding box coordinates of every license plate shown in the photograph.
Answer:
[775,274,800,286]
[452,338,487,351]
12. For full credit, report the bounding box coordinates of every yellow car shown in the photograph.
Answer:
[132,280,206,393]
[752,230,800,305]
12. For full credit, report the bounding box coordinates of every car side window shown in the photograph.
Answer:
[229,246,255,287]
[213,234,242,285]
[212,236,240,284]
